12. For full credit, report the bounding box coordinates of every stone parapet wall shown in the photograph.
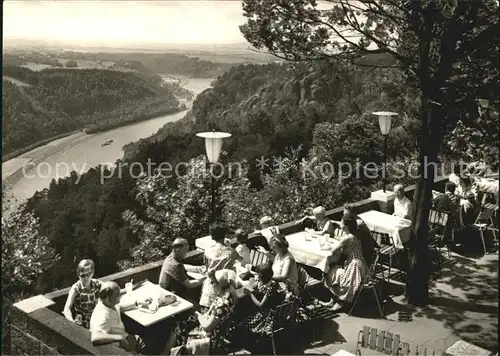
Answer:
[10,325,59,355]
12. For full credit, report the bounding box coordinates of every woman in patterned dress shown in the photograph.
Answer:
[320,214,368,312]
[63,259,101,329]
[172,269,238,355]
[242,264,285,335]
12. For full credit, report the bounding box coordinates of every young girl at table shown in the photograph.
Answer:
[234,229,251,265]
[242,264,285,333]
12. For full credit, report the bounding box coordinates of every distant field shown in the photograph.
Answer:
[59,59,116,69]
[19,60,118,70]
[59,58,115,69]
[20,62,53,71]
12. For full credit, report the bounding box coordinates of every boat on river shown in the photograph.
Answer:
[100,139,114,147]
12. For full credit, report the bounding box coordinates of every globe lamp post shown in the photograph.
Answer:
[372,111,398,192]
[196,130,231,222]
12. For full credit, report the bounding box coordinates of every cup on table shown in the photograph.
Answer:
[245,264,252,273]
[125,282,133,295]
[148,293,160,312]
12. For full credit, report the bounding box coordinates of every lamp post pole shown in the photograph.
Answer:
[196,131,231,224]
[211,167,217,222]
[383,134,388,193]
[373,111,398,193]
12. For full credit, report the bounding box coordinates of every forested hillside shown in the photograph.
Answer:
[123,60,419,165]
[54,51,236,78]
[2,66,180,154]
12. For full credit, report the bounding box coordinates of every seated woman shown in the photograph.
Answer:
[63,259,102,329]
[243,264,285,334]
[270,234,299,295]
[172,269,239,355]
[320,214,368,312]
[298,206,335,236]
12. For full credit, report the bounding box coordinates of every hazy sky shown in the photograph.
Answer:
[3,1,248,45]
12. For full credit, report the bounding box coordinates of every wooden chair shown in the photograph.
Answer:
[333,227,346,239]
[349,249,384,318]
[250,248,270,267]
[269,301,298,355]
[244,300,297,355]
[355,326,407,355]
[371,231,397,284]
[212,315,241,355]
[428,209,451,266]
[416,345,438,356]
[296,264,323,343]
[472,205,498,254]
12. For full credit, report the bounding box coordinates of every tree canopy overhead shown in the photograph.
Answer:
[241,0,498,119]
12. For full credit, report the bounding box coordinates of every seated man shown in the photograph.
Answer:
[434,182,460,213]
[159,238,205,301]
[298,206,336,236]
[393,184,413,220]
[89,281,161,353]
[433,182,460,245]
[462,192,480,227]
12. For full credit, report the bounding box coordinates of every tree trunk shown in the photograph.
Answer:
[405,97,440,306]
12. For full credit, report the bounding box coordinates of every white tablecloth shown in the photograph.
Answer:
[359,210,411,249]
[195,235,215,251]
[195,235,237,251]
[120,281,193,327]
[285,231,341,272]
[332,350,356,356]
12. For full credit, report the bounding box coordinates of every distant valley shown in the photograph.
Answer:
[2,47,263,159]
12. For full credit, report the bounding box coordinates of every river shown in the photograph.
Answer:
[2,76,213,207]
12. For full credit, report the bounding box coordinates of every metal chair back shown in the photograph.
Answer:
[333,227,346,238]
[250,248,269,267]
[429,209,449,229]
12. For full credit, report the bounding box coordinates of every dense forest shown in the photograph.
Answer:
[2,66,180,154]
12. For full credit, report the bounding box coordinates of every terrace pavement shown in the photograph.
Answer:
[300,248,498,356]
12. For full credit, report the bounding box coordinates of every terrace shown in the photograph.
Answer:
[6,177,498,355]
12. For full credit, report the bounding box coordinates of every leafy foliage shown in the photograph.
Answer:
[122,157,214,267]
[445,108,500,171]
[2,188,59,297]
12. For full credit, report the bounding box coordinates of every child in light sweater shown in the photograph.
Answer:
[234,229,251,265]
